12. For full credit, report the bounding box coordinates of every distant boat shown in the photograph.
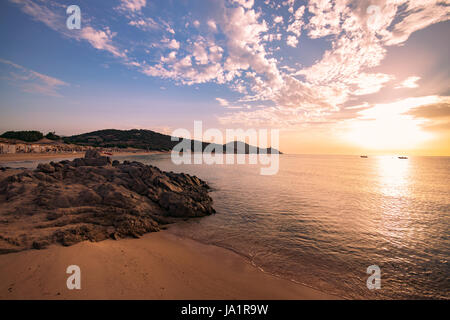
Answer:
[360,155,368,158]
[103,152,113,156]
[398,156,408,159]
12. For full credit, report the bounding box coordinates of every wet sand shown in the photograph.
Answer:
[0,230,339,300]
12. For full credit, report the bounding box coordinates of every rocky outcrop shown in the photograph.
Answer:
[0,152,215,252]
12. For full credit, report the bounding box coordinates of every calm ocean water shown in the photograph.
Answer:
[4,154,449,299]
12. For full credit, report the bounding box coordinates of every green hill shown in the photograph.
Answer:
[63,129,282,154]
[63,129,177,151]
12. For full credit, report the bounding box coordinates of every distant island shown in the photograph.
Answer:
[0,129,282,155]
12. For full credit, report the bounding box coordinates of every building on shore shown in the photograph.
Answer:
[0,138,129,155]
[0,138,90,155]
[0,143,17,154]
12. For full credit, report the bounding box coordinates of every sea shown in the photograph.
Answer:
[3,153,449,299]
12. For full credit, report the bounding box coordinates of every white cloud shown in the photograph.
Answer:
[193,41,209,64]
[263,33,282,42]
[293,5,304,19]
[166,26,175,34]
[274,75,347,111]
[349,73,394,96]
[396,76,421,89]
[0,58,68,97]
[286,35,298,47]
[218,106,317,127]
[161,51,177,63]
[287,6,305,37]
[383,2,450,46]
[306,0,345,38]
[287,19,303,37]
[216,98,229,106]
[81,27,125,58]
[209,45,224,63]
[231,0,254,9]
[207,20,218,31]
[10,0,127,59]
[297,30,387,86]
[9,0,70,36]
[274,16,283,24]
[128,17,158,31]
[221,6,284,89]
[117,0,146,12]
[167,39,180,50]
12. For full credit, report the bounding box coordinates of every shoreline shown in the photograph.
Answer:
[0,150,168,164]
[0,152,340,300]
[167,227,340,298]
[0,229,340,300]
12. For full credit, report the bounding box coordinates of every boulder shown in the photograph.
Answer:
[84,149,102,158]
[0,155,215,252]
[32,240,49,250]
[37,163,55,174]
[83,157,112,166]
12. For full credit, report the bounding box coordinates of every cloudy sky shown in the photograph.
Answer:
[0,0,449,155]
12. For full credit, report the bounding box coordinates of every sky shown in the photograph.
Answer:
[0,0,449,155]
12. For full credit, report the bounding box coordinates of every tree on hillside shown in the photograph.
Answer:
[45,132,60,140]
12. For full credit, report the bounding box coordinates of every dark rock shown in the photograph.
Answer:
[83,157,112,166]
[53,195,73,208]
[130,232,141,239]
[46,212,63,221]
[111,232,120,240]
[74,155,111,167]
[0,156,215,252]
[77,189,102,205]
[73,158,86,167]
[85,149,102,159]
[37,163,55,174]
[32,240,49,250]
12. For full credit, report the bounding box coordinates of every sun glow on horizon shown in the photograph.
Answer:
[342,96,440,151]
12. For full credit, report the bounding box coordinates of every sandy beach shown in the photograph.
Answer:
[0,152,339,300]
[0,151,167,164]
[0,230,338,300]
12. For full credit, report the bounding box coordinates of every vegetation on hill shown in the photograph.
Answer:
[0,131,44,142]
[63,129,178,151]
[64,129,282,154]
[45,132,61,141]
[1,128,281,154]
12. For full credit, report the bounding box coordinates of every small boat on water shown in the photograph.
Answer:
[398,156,408,159]
[360,155,368,158]
[103,152,113,156]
